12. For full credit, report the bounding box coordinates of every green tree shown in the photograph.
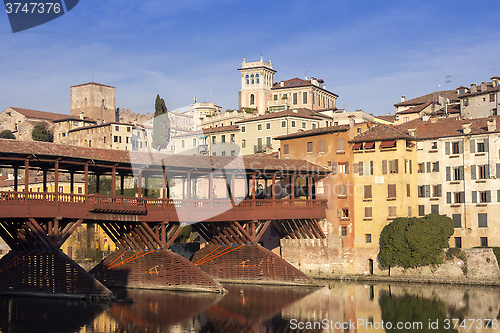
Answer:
[379,214,454,269]
[31,124,53,142]
[152,94,170,151]
[0,130,15,139]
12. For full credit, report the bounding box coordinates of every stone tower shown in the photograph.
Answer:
[70,82,116,124]
[238,56,276,114]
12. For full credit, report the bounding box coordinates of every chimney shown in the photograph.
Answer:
[408,128,416,137]
[401,96,406,103]
[348,115,355,129]
[438,95,444,106]
[481,81,487,92]
[422,115,430,121]
[79,112,84,120]
[487,118,496,132]
[462,123,472,134]
[471,83,477,93]
[430,118,437,124]
[491,76,500,87]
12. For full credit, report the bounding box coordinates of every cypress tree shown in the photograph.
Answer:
[152,94,170,151]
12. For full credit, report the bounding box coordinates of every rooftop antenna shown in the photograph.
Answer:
[446,75,452,90]
[304,71,309,80]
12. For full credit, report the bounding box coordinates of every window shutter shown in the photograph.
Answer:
[435,161,439,172]
[337,208,342,218]
[364,185,372,199]
[407,184,410,197]
[446,166,451,181]
[370,161,374,175]
[471,165,476,180]
[410,160,412,174]
[445,142,450,155]
[459,166,464,180]
[447,192,452,204]
[497,189,500,202]
[497,163,500,178]
[425,185,430,198]
[459,141,464,154]
[472,191,477,203]
[485,138,489,152]
[358,162,364,175]
[486,164,490,178]
[426,162,431,173]
[487,190,491,202]
[345,162,349,174]
[460,191,465,203]
[395,159,399,173]
[470,139,476,153]
[437,184,442,197]
[382,160,387,174]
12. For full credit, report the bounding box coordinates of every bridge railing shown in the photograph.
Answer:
[0,191,327,210]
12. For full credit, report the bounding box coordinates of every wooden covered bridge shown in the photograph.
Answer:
[0,139,329,299]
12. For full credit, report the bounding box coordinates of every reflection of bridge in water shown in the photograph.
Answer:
[0,140,329,299]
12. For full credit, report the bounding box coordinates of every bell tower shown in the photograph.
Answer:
[238,56,276,114]
[70,82,116,124]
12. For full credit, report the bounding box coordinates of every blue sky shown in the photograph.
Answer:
[1,0,500,116]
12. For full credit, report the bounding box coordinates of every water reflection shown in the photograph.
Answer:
[0,282,499,332]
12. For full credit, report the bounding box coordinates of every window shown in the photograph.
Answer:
[312,123,317,129]
[241,125,246,133]
[338,162,348,174]
[127,127,131,132]
[364,185,372,199]
[337,138,345,152]
[418,205,425,216]
[241,139,246,148]
[407,184,411,197]
[432,162,439,172]
[452,141,460,154]
[430,141,438,150]
[246,75,249,85]
[341,208,349,218]
[302,121,306,129]
[404,117,409,123]
[388,160,398,173]
[230,134,235,142]
[303,92,308,104]
[418,186,425,198]
[293,93,298,105]
[365,234,372,243]
[408,206,412,217]
[405,159,412,174]
[114,136,118,143]
[452,214,461,228]
[365,207,372,218]
[490,94,496,102]
[453,167,463,180]
[307,142,313,153]
[417,142,423,150]
[455,237,462,248]
[283,144,289,155]
[119,136,122,143]
[77,187,83,194]
[221,135,226,143]
[257,124,262,131]
[281,120,286,128]
[479,190,491,203]
[266,122,271,130]
[449,191,465,204]
[481,237,488,247]
[193,138,197,146]
[256,74,259,84]
[231,150,235,156]
[181,140,185,148]
[291,120,296,127]
[477,140,486,153]
[478,165,487,179]
[115,126,119,131]
[388,184,396,198]
[266,137,271,148]
[257,138,263,151]
[431,205,439,214]
[273,94,278,101]
[212,136,216,144]
[341,226,347,237]
[432,185,441,197]
[319,140,325,153]
[478,213,488,228]
[222,151,226,156]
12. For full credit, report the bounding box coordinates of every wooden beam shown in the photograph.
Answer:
[27,217,55,248]
[165,224,184,249]
[59,219,83,246]
[255,220,271,243]
[234,221,254,243]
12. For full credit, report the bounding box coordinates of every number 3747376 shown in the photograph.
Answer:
[5,3,61,14]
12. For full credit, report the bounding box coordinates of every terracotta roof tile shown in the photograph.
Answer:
[236,108,332,124]
[9,107,69,121]
[394,90,459,107]
[375,115,396,123]
[396,101,432,115]
[271,77,338,96]
[396,116,500,140]
[351,123,413,143]
[275,125,349,140]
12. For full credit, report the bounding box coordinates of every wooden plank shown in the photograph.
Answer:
[233,221,254,243]
[255,220,271,243]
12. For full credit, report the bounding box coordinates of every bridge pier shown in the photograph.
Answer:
[90,221,225,293]
[191,219,325,286]
[0,218,112,300]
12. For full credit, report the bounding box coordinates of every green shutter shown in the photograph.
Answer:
[447,192,452,204]
[459,166,464,180]
[460,191,465,203]
[470,139,476,153]
[485,138,489,152]
[425,185,430,198]
[497,189,500,202]
[487,190,491,202]
[426,162,431,173]
[459,141,464,154]
[497,163,500,178]
[437,184,442,197]
[471,165,476,180]
[486,164,490,178]
[446,166,451,181]
[445,142,450,155]
[436,161,439,172]
[472,191,477,203]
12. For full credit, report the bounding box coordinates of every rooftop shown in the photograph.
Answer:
[275,125,350,140]
[394,90,459,107]
[351,123,413,143]
[235,108,332,124]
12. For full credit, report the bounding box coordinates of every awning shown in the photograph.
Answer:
[380,140,396,148]
[198,135,208,139]
[352,143,362,150]
[364,142,375,149]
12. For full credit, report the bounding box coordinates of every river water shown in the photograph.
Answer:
[0,281,498,333]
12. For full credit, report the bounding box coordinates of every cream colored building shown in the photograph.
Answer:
[460,77,500,119]
[236,108,332,155]
[174,125,240,157]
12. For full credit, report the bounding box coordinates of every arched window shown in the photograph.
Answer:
[251,74,254,84]
[256,74,260,84]
[250,94,255,105]
[246,75,249,85]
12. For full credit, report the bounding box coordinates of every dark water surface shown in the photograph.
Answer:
[0,282,498,332]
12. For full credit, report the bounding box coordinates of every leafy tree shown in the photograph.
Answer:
[379,214,454,269]
[0,130,15,139]
[31,124,53,142]
[152,94,170,151]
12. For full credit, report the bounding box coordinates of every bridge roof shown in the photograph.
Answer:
[0,139,328,175]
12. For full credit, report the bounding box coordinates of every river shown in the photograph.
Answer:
[0,281,498,332]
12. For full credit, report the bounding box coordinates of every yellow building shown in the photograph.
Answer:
[350,123,418,274]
